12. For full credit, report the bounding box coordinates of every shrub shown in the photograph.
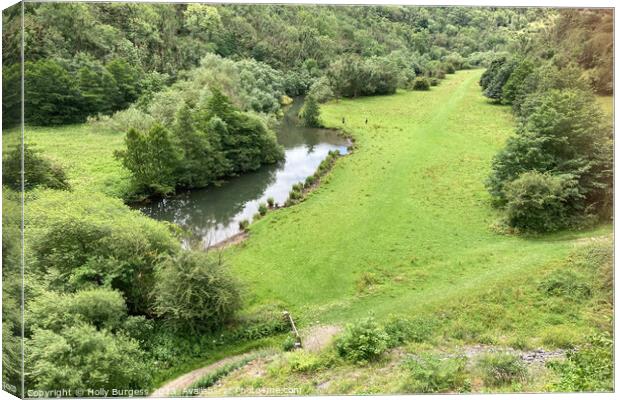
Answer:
[153,251,241,333]
[476,353,527,387]
[282,335,297,352]
[267,197,275,208]
[33,199,179,315]
[412,77,431,91]
[238,219,250,230]
[2,145,70,191]
[258,202,268,216]
[539,269,591,300]
[549,331,612,392]
[503,172,579,232]
[400,354,470,393]
[304,175,316,187]
[285,350,324,373]
[384,316,437,347]
[335,317,389,363]
[430,77,439,86]
[26,323,152,391]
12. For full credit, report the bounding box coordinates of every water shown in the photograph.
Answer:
[138,99,349,247]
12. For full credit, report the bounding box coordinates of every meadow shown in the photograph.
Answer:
[225,70,611,335]
[5,70,612,393]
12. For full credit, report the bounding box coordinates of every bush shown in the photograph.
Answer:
[400,354,470,393]
[503,172,579,232]
[476,353,527,387]
[33,201,179,315]
[153,251,241,333]
[267,197,275,208]
[335,317,389,363]
[238,219,250,230]
[539,269,591,300]
[412,77,431,91]
[430,77,439,86]
[384,316,437,347]
[2,145,70,191]
[549,331,612,391]
[27,323,152,391]
[258,202,268,216]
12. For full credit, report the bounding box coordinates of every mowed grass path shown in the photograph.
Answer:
[227,70,611,323]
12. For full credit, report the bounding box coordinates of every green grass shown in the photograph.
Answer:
[3,124,130,198]
[225,70,611,328]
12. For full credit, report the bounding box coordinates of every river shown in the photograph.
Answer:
[137,98,349,248]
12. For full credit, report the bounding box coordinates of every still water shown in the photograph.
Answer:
[138,99,349,247]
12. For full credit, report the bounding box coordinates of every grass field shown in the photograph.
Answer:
[4,70,612,392]
[225,70,611,328]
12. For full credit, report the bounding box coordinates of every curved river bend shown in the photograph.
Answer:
[138,99,349,247]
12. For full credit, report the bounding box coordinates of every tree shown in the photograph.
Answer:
[115,124,182,196]
[24,60,83,125]
[300,96,321,127]
[77,63,119,116]
[106,59,142,110]
[153,251,241,333]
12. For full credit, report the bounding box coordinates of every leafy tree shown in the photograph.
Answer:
[2,144,70,191]
[501,58,534,104]
[300,96,321,127]
[106,59,142,110]
[483,59,517,101]
[77,63,119,116]
[153,251,241,333]
[2,63,21,127]
[24,60,82,125]
[115,124,182,196]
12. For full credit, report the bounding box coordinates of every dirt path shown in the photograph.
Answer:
[150,353,257,397]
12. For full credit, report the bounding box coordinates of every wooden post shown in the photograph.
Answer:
[283,311,302,349]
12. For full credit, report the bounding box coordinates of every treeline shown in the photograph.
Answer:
[2,3,549,127]
[480,9,613,233]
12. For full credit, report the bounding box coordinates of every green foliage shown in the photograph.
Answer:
[400,354,470,393]
[32,195,180,314]
[488,89,612,231]
[538,269,591,300]
[412,77,431,91]
[115,124,182,197]
[153,251,241,334]
[328,55,400,97]
[27,289,127,333]
[503,172,579,232]
[482,58,517,101]
[501,58,534,104]
[335,317,389,363]
[2,144,70,191]
[549,331,613,392]
[267,197,275,207]
[26,323,152,391]
[258,203,268,216]
[24,59,83,125]
[187,355,256,391]
[384,316,437,347]
[476,353,527,387]
[238,219,250,231]
[300,96,321,127]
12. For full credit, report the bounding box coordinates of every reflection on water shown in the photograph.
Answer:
[138,99,349,247]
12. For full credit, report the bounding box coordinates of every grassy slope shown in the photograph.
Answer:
[3,124,130,198]
[226,69,611,326]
